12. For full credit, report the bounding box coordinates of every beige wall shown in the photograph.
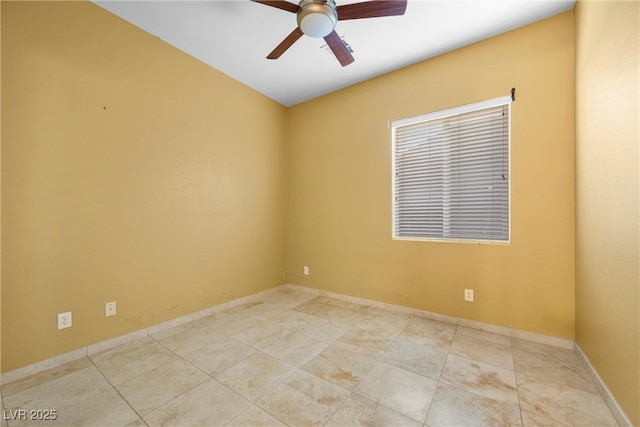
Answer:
[1,1,287,372]
[575,1,640,424]
[0,0,3,392]
[286,12,576,339]
[2,2,637,420]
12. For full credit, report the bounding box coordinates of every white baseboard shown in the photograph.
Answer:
[2,283,631,427]
[288,284,631,425]
[574,343,633,427]
[285,284,574,349]
[0,348,88,386]
[0,286,283,385]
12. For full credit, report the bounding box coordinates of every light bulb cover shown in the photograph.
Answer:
[299,13,334,37]
[297,0,337,38]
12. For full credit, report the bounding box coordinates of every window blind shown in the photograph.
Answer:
[392,96,511,242]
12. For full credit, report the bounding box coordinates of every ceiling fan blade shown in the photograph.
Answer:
[324,30,355,67]
[337,0,407,20]
[251,0,300,13]
[267,27,304,59]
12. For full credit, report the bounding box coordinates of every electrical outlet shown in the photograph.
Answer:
[303,266,309,276]
[464,289,474,302]
[105,301,116,317]
[57,312,72,330]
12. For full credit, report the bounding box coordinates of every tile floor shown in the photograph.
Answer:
[1,288,620,426]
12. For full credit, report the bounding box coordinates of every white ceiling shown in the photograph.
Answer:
[94,0,575,106]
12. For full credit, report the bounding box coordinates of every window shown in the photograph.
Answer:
[392,96,511,243]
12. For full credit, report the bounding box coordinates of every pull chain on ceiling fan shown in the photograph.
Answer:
[252,0,408,66]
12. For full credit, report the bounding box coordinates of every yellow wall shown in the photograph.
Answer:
[2,2,637,420]
[4,2,637,420]
[574,1,639,424]
[0,0,3,389]
[286,12,576,338]
[1,1,287,372]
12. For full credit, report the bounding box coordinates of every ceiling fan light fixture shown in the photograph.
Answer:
[254,0,407,66]
[297,0,337,38]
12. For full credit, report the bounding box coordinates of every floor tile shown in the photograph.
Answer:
[268,310,319,331]
[513,340,596,394]
[126,417,148,427]
[257,370,350,426]
[1,358,92,398]
[511,338,584,369]
[0,393,6,427]
[326,393,422,427]
[257,289,317,309]
[520,410,562,427]
[441,354,518,404]
[89,337,178,386]
[398,317,456,351]
[151,322,226,356]
[181,337,256,376]
[117,358,209,415]
[216,352,296,402]
[149,320,202,341]
[354,362,438,423]
[303,344,376,391]
[143,379,251,427]
[449,332,514,371]
[319,297,370,313]
[3,290,622,427]
[237,302,283,321]
[4,366,112,411]
[354,310,410,337]
[231,322,292,349]
[294,318,346,344]
[227,405,286,427]
[333,327,394,356]
[200,312,262,336]
[382,337,448,380]
[321,306,373,329]
[272,311,346,344]
[262,331,329,367]
[518,377,618,426]
[425,383,522,427]
[292,297,337,317]
[224,301,268,315]
[456,326,511,346]
[313,295,347,306]
[45,389,138,427]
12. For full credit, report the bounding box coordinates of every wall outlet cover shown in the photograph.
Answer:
[57,312,72,330]
[105,301,117,317]
[464,289,474,302]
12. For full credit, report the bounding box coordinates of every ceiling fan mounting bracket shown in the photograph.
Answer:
[296,0,338,38]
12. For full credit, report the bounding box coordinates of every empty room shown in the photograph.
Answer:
[1,0,638,426]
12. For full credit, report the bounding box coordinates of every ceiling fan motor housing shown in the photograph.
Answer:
[297,0,338,38]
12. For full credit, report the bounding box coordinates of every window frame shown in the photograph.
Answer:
[391,95,512,244]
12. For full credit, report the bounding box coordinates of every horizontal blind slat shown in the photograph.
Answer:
[393,101,510,242]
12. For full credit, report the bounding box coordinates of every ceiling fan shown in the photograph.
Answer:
[252,0,408,66]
